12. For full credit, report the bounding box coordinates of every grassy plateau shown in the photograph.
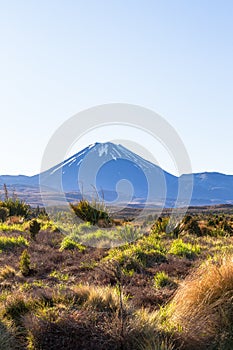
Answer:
[0,197,233,349]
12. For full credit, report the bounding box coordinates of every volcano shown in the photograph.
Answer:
[1,142,233,207]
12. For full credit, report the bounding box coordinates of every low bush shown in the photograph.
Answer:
[59,236,86,252]
[0,207,9,222]
[168,239,200,259]
[106,237,166,272]
[49,270,69,281]
[0,236,28,251]
[154,271,174,289]
[19,250,31,276]
[40,221,59,232]
[1,198,30,218]
[151,217,169,235]
[0,222,25,232]
[29,219,41,240]
[70,199,111,226]
[184,217,202,236]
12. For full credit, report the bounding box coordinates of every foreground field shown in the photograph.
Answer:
[0,207,233,349]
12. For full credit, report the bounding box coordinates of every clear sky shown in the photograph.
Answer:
[1,1,233,176]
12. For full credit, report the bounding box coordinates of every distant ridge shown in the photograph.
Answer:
[1,142,233,207]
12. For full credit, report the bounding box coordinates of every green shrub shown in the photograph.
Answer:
[19,250,31,276]
[0,207,9,222]
[207,218,216,226]
[154,271,173,289]
[70,199,111,226]
[169,239,200,259]
[3,295,31,324]
[183,215,192,224]
[49,270,69,281]
[40,220,59,232]
[184,217,202,236]
[210,228,226,237]
[60,236,86,252]
[29,219,41,240]
[151,217,169,234]
[221,221,233,235]
[1,198,30,218]
[0,222,25,232]
[0,236,28,251]
[106,237,167,272]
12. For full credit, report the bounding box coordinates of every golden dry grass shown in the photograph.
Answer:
[71,284,122,312]
[166,256,233,349]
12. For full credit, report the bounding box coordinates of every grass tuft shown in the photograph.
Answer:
[163,255,233,349]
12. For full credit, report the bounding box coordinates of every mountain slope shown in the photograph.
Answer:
[39,142,178,207]
[1,142,233,207]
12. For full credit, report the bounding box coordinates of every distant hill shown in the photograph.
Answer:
[1,142,233,207]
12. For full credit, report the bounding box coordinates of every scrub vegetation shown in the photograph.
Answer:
[0,189,233,349]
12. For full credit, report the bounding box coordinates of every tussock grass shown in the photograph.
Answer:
[164,255,233,349]
[1,212,233,349]
[21,287,174,350]
[0,265,16,280]
[127,308,175,350]
[138,338,175,350]
[72,284,122,312]
[2,293,33,323]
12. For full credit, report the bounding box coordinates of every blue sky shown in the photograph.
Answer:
[1,1,233,175]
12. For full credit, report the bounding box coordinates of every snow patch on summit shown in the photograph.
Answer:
[198,173,208,180]
[98,144,108,157]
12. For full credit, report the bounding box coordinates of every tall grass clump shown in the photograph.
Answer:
[0,265,16,280]
[165,255,233,349]
[118,224,142,243]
